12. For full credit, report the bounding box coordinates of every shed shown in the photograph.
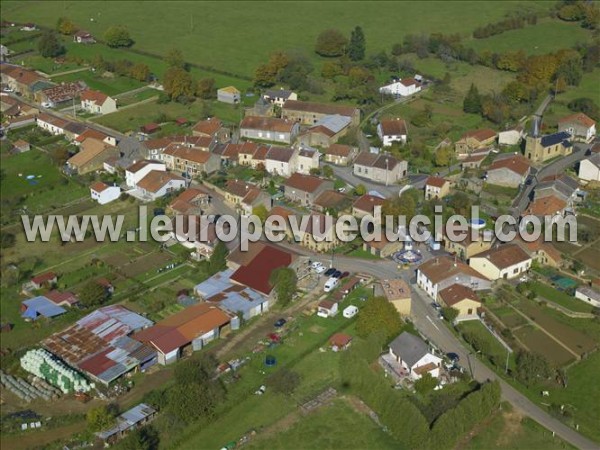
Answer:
[140,123,161,134]
[21,296,66,321]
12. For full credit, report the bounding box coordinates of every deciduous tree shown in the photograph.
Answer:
[196,77,216,99]
[208,241,228,275]
[79,280,107,308]
[356,296,403,340]
[269,267,297,307]
[56,17,76,35]
[38,31,65,58]
[315,29,348,57]
[103,25,133,48]
[86,405,116,432]
[163,66,195,100]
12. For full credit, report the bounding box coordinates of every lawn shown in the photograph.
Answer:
[465,403,575,450]
[467,18,592,56]
[530,281,593,314]
[2,1,551,77]
[93,97,242,133]
[458,320,514,369]
[245,398,398,450]
[51,70,144,97]
[0,149,88,220]
[539,351,600,443]
[347,248,380,260]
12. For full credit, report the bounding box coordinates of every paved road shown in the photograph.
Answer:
[6,93,127,141]
[277,243,598,450]
[513,144,590,215]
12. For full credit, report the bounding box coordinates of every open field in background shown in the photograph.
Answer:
[2,1,551,77]
[530,282,594,314]
[466,19,591,56]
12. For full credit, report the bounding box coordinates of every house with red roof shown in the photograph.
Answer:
[455,129,497,158]
[379,78,422,97]
[424,176,450,200]
[486,154,531,188]
[30,272,58,290]
[558,112,596,143]
[90,181,121,205]
[80,89,117,115]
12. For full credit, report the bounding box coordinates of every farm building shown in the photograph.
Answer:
[133,303,233,365]
[21,296,66,321]
[217,86,241,104]
[195,269,270,320]
[96,403,157,444]
[43,305,156,385]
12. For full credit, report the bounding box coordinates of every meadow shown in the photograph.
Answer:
[2,1,551,77]
[467,19,591,56]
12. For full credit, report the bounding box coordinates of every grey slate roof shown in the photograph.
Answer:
[389,331,429,367]
[314,114,352,134]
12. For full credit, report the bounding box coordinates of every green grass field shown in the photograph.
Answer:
[2,1,551,77]
[467,19,592,56]
[458,320,514,369]
[465,403,575,450]
[0,149,88,217]
[246,399,399,450]
[530,281,593,314]
[51,70,144,96]
[93,97,243,132]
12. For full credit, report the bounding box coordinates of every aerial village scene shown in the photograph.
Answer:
[0,1,599,449]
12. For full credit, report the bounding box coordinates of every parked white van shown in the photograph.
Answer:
[323,277,339,292]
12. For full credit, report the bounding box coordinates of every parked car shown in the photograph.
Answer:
[332,270,342,278]
[313,264,326,274]
[431,302,441,310]
[273,318,286,328]
[2,86,14,93]
[446,352,460,362]
[324,277,339,292]
[41,102,53,108]
[324,267,337,276]
[339,271,350,279]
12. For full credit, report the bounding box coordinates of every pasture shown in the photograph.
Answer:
[2,1,551,77]
[467,19,592,56]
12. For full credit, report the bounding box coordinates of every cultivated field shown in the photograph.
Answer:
[513,326,575,367]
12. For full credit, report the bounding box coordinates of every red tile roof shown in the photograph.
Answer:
[230,245,294,295]
[352,194,385,214]
[241,116,296,133]
[558,112,595,128]
[473,244,531,270]
[327,144,354,157]
[90,181,110,193]
[418,257,488,284]
[192,117,223,136]
[282,100,358,118]
[488,154,531,176]
[425,176,448,188]
[438,284,480,306]
[379,118,407,136]
[461,128,497,142]
[329,333,352,348]
[134,303,231,354]
[81,89,110,105]
[284,173,326,193]
[523,195,567,216]
[31,272,57,285]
